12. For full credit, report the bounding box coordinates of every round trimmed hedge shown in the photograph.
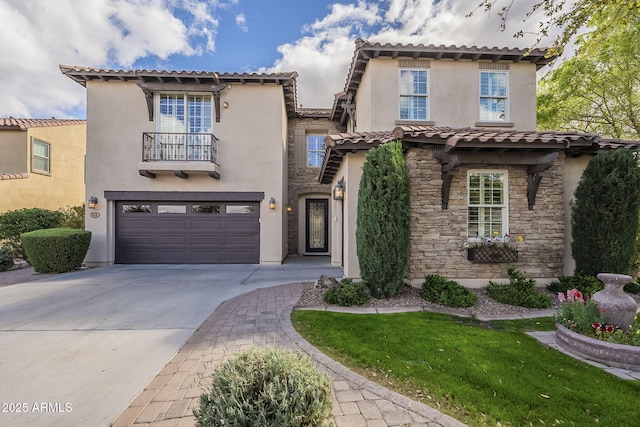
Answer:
[20,228,91,273]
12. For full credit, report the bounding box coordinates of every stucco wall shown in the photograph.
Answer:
[0,124,85,213]
[83,80,288,266]
[355,58,537,132]
[405,147,565,287]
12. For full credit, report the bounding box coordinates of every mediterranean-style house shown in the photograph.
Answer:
[61,39,639,285]
[0,117,86,213]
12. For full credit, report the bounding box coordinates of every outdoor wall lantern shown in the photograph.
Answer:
[269,197,276,210]
[88,196,98,209]
[286,204,293,213]
[223,101,229,109]
[333,181,345,200]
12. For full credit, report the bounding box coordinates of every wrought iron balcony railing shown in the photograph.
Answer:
[142,132,218,164]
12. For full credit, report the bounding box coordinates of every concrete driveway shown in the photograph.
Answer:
[0,258,343,427]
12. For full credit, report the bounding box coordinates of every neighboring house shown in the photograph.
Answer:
[0,117,86,213]
[61,39,639,284]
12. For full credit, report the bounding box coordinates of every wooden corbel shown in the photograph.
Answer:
[433,151,460,210]
[526,153,558,210]
[212,83,227,123]
[136,83,154,121]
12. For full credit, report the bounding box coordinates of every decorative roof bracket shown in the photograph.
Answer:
[433,149,559,211]
[211,83,227,123]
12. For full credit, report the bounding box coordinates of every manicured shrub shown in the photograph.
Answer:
[20,228,91,273]
[487,267,552,309]
[323,278,370,306]
[421,274,477,308]
[356,140,410,298]
[571,149,640,276]
[194,346,332,427]
[624,278,640,294]
[0,246,14,272]
[0,208,64,261]
[547,275,603,298]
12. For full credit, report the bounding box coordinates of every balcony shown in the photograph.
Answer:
[139,132,220,179]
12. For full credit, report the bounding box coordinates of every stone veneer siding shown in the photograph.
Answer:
[405,147,565,281]
[286,117,338,254]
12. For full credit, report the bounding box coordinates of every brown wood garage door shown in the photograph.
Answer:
[115,201,260,264]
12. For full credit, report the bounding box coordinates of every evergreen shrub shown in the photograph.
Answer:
[487,267,552,309]
[194,346,332,427]
[323,278,369,306]
[356,140,410,298]
[0,246,14,272]
[20,228,91,273]
[571,149,640,276]
[0,208,64,261]
[547,275,603,297]
[421,275,477,308]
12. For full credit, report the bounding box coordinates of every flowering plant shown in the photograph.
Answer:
[465,232,522,249]
[556,289,640,346]
[555,289,605,334]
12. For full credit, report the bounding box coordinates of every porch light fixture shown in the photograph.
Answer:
[88,196,98,209]
[286,204,293,213]
[333,181,345,200]
[223,101,229,109]
[268,197,276,210]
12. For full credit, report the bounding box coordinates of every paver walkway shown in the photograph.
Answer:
[111,283,466,427]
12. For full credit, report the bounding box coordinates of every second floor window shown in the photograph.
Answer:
[32,139,50,174]
[399,69,429,120]
[479,71,508,121]
[159,94,212,133]
[307,135,325,167]
[157,94,212,161]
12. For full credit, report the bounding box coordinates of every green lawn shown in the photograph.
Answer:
[292,311,640,427]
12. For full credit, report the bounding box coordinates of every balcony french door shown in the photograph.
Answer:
[158,94,212,161]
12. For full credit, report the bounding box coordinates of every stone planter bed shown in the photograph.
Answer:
[556,323,640,371]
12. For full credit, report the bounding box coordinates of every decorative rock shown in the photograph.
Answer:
[314,274,338,289]
[593,273,637,330]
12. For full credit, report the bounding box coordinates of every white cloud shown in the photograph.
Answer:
[235,13,247,32]
[0,0,219,118]
[0,0,560,117]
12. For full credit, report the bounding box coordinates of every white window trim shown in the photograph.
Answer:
[467,169,509,242]
[155,92,213,133]
[398,69,430,121]
[306,134,325,168]
[31,138,51,175]
[478,71,509,122]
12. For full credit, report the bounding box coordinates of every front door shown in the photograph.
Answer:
[305,199,328,253]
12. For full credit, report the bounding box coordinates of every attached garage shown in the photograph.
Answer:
[108,192,262,264]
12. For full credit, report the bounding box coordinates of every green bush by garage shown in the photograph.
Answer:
[20,228,91,273]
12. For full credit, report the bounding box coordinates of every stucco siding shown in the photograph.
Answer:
[83,80,288,265]
[355,58,538,132]
[0,124,85,213]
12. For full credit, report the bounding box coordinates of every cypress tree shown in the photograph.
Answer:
[571,149,640,276]
[356,141,410,298]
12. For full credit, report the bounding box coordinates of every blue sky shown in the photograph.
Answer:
[0,0,552,119]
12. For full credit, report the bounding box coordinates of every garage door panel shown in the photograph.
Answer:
[116,201,260,264]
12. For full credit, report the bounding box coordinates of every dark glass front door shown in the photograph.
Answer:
[305,199,328,252]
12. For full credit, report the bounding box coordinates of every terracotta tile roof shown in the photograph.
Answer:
[60,65,299,117]
[319,125,640,184]
[0,117,86,130]
[296,108,332,118]
[331,38,557,122]
[0,173,28,180]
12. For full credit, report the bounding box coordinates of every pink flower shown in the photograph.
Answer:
[558,292,566,302]
[592,323,601,329]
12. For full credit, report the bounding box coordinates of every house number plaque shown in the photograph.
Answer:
[90,212,100,218]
